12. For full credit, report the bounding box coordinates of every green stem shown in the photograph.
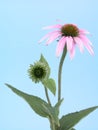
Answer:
[44,87,51,106]
[49,117,56,130]
[58,45,67,101]
[51,120,56,130]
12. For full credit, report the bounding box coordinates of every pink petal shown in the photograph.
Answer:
[56,37,66,56]
[46,31,61,45]
[38,31,59,43]
[79,29,90,34]
[38,33,51,43]
[74,37,84,53]
[42,24,62,30]
[79,34,92,45]
[70,44,75,59]
[66,36,73,51]
[79,35,94,55]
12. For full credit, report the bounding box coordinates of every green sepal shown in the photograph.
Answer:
[57,106,98,130]
[39,54,50,79]
[42,78,56,95]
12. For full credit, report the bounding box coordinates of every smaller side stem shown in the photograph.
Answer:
[44,87,51,106]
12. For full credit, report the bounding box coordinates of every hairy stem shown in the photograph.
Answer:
[44,87,51,106]
[58,45,67,101]
[49,117,56,130]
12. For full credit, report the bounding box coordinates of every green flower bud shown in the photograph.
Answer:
[28,61,48,83]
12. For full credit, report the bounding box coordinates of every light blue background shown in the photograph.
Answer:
[0,0,98,130]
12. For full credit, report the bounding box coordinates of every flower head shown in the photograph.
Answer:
[28,61,48,83]
[39,23,94,59]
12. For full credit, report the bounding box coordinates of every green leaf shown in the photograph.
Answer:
[54,98,64,116]
[5,83,59,126]
[43,78,56,95]
[50,107,60,126]
[70,128,76,130]
[47,99,64,127]
[55,98,64,108]
[5,83,51,118]
[39,54,50,79]
[57,106,98,130]
[43,104,60,126]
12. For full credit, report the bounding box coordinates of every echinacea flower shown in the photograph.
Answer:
[39,23,94,59]
[28,62,48,83]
